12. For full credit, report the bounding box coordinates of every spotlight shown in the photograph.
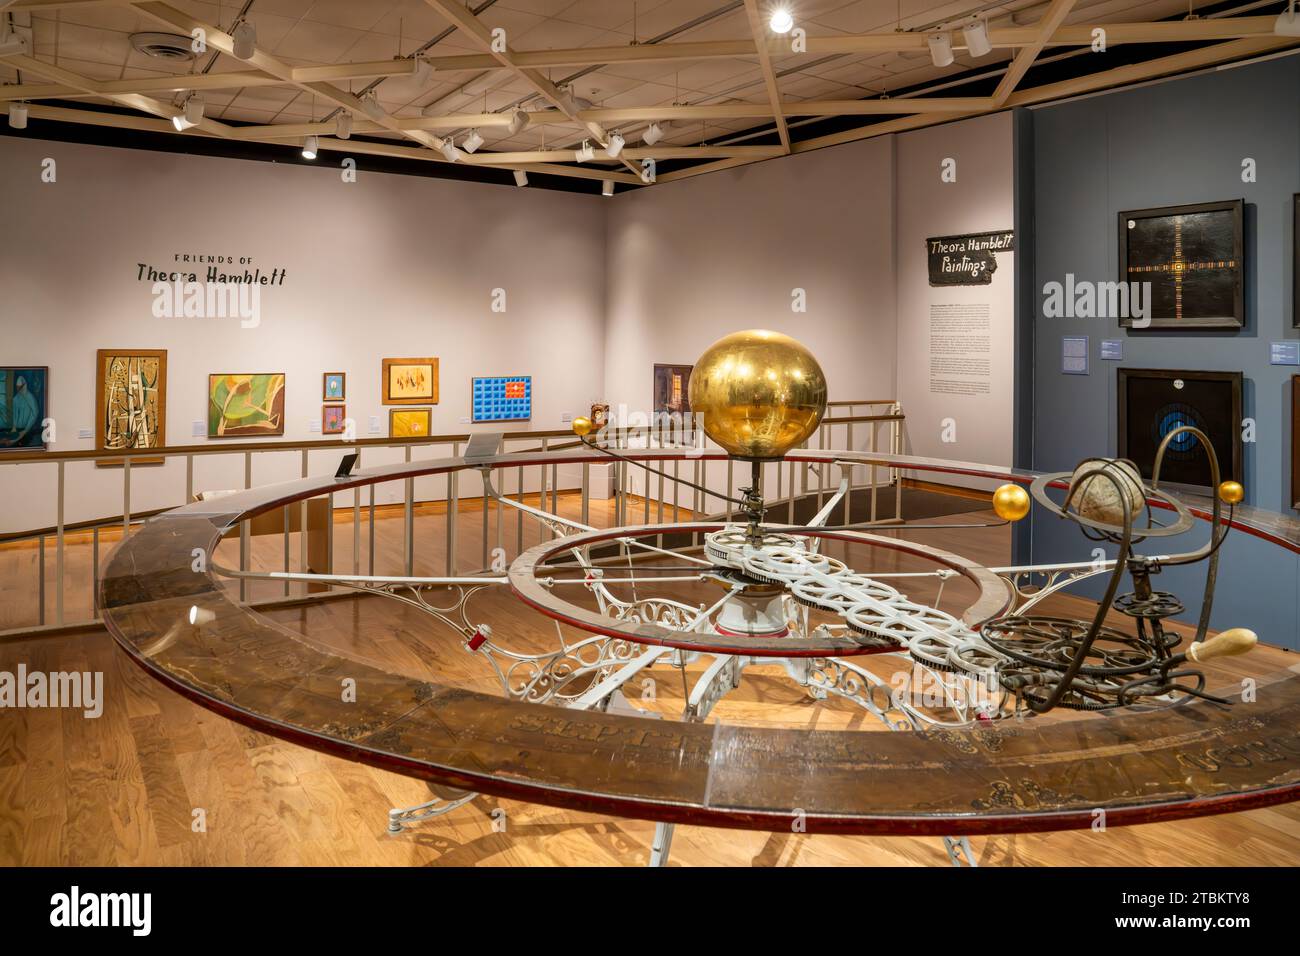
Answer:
[1277,1,1300,35]
[928,32,954,68]
[188,605,216,626]
[410,55,432,86]
[231,18,256,59]
[513,169,528,187]
[769,8,794,34]
[962,18,992,58]
[360,91,385,120]
[0,27,29,56]
[441,138,463,162]
[642,122,663,146]
[602,180,614,197]
[506,107,529,135]
[463,128,484,153]
[171,95,202,130]
[336,111,352,139]
[301,135,318,160]
[574,139,595,162]
[8,102,28,130]
[605,130,625,158]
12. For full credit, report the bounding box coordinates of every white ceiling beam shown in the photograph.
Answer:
[421,0,644,180]
[741,0,788,152]
[993,0,1079,106]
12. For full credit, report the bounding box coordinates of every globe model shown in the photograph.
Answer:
[688,330,828,460]
[1069,458,1145,526]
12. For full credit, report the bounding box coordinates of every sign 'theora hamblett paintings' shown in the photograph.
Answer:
[926,231,1015,286]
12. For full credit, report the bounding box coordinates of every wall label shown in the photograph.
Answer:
[926,230,1015,286]
[1269,342,1300,366]
[1062,335,1089,375]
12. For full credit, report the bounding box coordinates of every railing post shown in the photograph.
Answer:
[404,445,414,576]
[300,449,309,591]
[353,450,361,575]
[871,420,879,524]
[240,452,251,603]
[447,442,460,575]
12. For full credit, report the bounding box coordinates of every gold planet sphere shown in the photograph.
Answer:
[571,415,593,438]
[687,329,828,460]
[1218,480,1244,505]
[991,483,1031,522]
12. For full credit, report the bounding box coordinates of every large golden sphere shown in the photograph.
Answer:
[688,329,828,460]
[991,483,1031,522]
[571,415,593,438]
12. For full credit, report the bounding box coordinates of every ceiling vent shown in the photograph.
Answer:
[130,32,197,61]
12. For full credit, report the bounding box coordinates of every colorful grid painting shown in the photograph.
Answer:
[472,376,532,423]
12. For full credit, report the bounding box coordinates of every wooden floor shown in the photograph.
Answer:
[1,493,1297,867]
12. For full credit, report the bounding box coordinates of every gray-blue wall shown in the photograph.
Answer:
[1025,53,1300,650]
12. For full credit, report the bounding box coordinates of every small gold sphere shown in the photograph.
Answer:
[991,483,1031,522]
[1218,480,1244,505]
[571,416,593,438]
[687,329,828,460]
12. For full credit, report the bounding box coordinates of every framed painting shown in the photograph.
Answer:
[382,357,438,405]
[323,372,346,402]
[208,373,286,438]
[653,364,692,415]
[389,407,431,439]
[322,404,346,435]
[1118,199,1244,330]
[96,349,166,465]
[0,366,49,452]
[1117,368,1243,490]
[472,375,531,423]
[1293,376,1300,509]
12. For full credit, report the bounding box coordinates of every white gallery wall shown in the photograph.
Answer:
[0,138,607,529]
[1,110,1015,532]
[894,111,1016,488]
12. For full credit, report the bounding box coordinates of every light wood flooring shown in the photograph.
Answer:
[1,493,1297,866]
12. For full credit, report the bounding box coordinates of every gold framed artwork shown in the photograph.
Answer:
[208,373,286,438]
[322,404,346,435]
[323,372,345,402]
[95,349,166,466]
[389,407,432,438]
[382,357,438,405]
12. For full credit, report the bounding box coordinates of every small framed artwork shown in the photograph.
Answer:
[382,357,438,405]
[322,404,346,435]
[1117,199,1244,330]
[472,375,531,423]
[208,373,286,438]
[323,372,346,402]
[390,407,432,438]
[96,349,167,465]
[590,402,609,430]
[1117,367,1243,489]
[653,364,692,414]
[1292,376,1300,509]
[0,366,49,452]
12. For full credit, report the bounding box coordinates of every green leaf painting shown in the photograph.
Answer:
[208,373,286,437]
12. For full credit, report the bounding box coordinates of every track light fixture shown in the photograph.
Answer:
[514,169,528,187]
[769,8,794,34]
[962,18,992,58]
[410,55,432,86]
[301,135,318,160]
[463,128,484,153]
[336,112,352,139]
[441,138,463,163]
[506,107,529,136]
[602,180,614,197]
[605,130,625,158]
[359,91,384,120]
[928,32,954,68]
[574,140,595,163]
[8,101,28,130]
[1277,0,1300,35]
[231,18,256,59]
[642,122,664,146]
[171,94,203,130]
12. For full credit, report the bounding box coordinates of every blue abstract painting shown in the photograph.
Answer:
[0,367,48,451]
[472,376,532,423]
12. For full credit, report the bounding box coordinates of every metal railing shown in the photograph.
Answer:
[0,401,905,639]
